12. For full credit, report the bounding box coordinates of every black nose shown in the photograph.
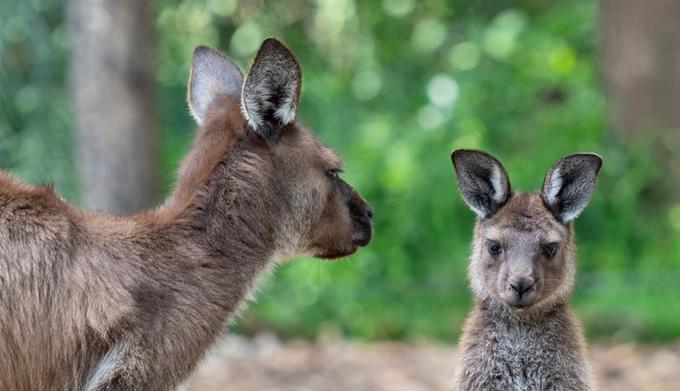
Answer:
[510,278,534,299]
[365,206,374,219]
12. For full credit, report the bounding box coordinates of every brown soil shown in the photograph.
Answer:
[180,334,680,391]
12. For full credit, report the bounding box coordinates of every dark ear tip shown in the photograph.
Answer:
[261,37,284,47]
[252,37,300,76]
[193,45,211,54]
[450,149,498,165]
[451,149,479,159]
[258,37,293,56]
[451,149,463,163]
[587,153,603,169]
[450,149,472,169]
[566,152,603,172]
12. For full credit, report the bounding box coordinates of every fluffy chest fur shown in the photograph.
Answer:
[454,303,592,391]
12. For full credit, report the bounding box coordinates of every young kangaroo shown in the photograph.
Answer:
[451,150,602,390]
[0,38,372,390]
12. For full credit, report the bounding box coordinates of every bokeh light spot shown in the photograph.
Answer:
[483,9,527,60]
[382,0,415,18]
[427,74,458,108]
[448,42,480,71]
[548,44,577,75]
[417,104,445,130]
[230,22,264,57]
[207,0,237,17]
[352,69,383,100]
[411,18,447,53]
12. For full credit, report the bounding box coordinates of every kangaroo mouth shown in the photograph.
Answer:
[352,226,372,247]
[312,218,372,260]
[352,219,373,246]
[316,241,368,260]
[504,296,538,310]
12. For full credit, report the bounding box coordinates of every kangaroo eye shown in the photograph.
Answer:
[487,240,503,256]
[542,242,559,259]
[326,168,343,179]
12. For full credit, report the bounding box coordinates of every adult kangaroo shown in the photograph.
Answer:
[0,38,373,390]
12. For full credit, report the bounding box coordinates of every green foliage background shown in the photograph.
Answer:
[1,0,679,342]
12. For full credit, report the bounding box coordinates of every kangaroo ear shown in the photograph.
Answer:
[187,45,243,126]
[542,153,602,223]
[241,38,301,142]
[451,149,511,218]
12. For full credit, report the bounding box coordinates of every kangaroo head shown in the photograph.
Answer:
[452,150,601,311]
[184,38,372,260]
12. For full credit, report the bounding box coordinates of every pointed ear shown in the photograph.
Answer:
[241,38,301,142]
[187,45,243,125]
[542,153,603,223]
[451,150,511,218]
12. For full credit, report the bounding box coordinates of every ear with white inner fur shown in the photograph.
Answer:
[542,153,602,223]
[451,149,511,218]
[241,38,301,142]
[187,45,243,126]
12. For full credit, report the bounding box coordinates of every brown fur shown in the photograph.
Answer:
[0,40,372,390]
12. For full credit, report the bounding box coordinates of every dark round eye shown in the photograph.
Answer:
[326,168,342,179]
[487,240,503,256]
[542,243,559,259]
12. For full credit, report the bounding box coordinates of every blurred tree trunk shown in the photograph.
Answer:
[68,0,158,213]
[600,0,680,202]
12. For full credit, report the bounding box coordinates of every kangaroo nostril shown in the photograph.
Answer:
[365,207,374,219]
[510,279,534,299]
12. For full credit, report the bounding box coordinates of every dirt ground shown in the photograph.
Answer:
[180,334,680,391]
